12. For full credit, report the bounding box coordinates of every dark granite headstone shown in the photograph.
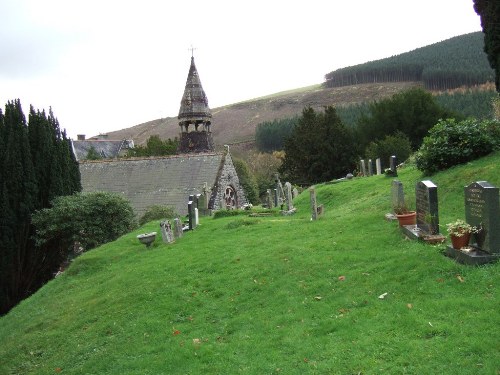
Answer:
[389,155,398,177]
[415,180,439,235]
[401,180,445,243]
[464,181,500,254]
[446,181,500,265]
[188,201,193,230]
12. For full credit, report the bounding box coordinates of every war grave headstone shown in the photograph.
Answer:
[376,158,382,175]
[446,181,500,265]
[160,220,175,244]
[401,180,445,244]
[385,180,404,221]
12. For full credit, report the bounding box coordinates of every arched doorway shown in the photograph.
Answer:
[224,186,237,209]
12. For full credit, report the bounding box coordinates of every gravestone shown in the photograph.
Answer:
[188,200,194,230]
[195,207,199,227]
[446,181,500,264]
[368,159,373,176]
[360,159,367,176]
[266,189,273,208]
[292,187,299,199]
[173,218,184,238]
[160,220,175,244]
[310,187,318,220]
[284,182,293,211]
[401,180,445,243]
[391,180,405,213]
[376,158,382,175]
[387,155,398,177]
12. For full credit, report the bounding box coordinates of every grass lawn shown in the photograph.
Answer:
[1,153,499,374]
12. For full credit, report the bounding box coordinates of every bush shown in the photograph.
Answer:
[233,158,259,204]
[365,131,412,170]
[139,205,178,226]
[32,192,137,252]
[213,209,246,219]
[415,118,500,174]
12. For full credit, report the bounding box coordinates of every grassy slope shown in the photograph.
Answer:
[1,153,499,374]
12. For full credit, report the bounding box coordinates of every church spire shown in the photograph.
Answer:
[178,56,212,133]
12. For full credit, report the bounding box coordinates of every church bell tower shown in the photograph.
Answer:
[177,54,215,153]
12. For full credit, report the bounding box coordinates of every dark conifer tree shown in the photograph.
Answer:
[474,0,500,92]
[0,101,81,315]
[279,106,357,184]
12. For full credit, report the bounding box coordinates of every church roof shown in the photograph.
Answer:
[71,139,134,161]
[79,153,224,216]
[178,57,212,124]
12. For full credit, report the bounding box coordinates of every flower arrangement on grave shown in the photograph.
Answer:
[445,219,478,237]
[446,219,478,250]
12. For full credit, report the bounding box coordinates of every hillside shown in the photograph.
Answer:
[106,82,420,148]
[1,152,499,374]
[324,32,494,90]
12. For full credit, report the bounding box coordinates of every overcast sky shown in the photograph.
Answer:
[0,0,482,139]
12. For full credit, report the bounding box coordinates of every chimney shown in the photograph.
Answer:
[77,134,86,140]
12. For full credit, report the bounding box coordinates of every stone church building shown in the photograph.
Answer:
[78,56,247,216]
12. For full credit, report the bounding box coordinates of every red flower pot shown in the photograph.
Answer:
[395,211,417,227]
[450,232,471,250]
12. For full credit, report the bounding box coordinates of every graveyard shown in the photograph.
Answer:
[0,152,499,374]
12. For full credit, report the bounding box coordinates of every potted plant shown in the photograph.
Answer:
[394,201,416,227]
[446,219,477,250]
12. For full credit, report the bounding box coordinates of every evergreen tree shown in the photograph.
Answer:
[0,100,81,315]
[356,88,457,150]
[474,0,500,92]
[279,106,357,185]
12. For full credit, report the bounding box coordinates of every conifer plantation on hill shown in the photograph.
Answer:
[106,32,494,149]
[0,152,499,374]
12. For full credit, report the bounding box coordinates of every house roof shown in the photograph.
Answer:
[79,153,224,217]
[71,139,133,161]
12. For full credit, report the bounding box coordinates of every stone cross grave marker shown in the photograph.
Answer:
[464,181,500,254]
[415,180,440,235]
[173,218,183,239]
[376,158,382,175]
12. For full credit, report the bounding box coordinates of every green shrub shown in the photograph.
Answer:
[32,192,137,251]
[213,209,245,219]
[139,205,178,226]
[365,131,412,169]
[415,118,500,174]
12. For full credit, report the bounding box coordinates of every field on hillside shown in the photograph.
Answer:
[1,152,499,374]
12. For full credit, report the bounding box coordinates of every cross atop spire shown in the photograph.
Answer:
[188,45,197,58]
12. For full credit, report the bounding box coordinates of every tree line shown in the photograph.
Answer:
[324,32,494,91]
